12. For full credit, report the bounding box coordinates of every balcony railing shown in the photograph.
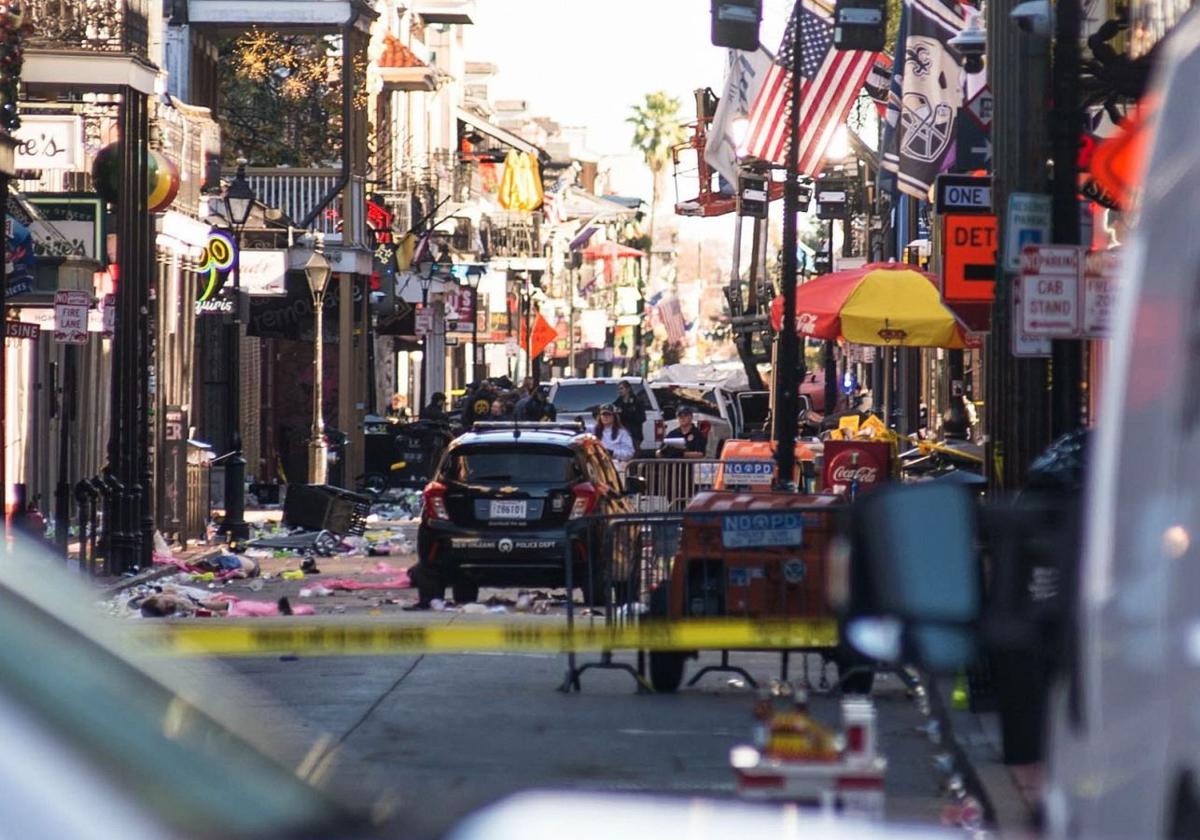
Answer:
[26,0,150,59]
[234,168,343,235]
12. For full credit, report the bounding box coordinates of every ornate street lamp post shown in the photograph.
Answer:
[220,161,254,543]
[465,266,483,382]
[305,250,332,484]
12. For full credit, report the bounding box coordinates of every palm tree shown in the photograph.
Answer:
[627,91,687,286]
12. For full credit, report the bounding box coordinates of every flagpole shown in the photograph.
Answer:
[774,2,804,490]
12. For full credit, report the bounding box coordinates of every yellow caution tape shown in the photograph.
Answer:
[130,618,839,657]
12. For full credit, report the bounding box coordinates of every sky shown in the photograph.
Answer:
[464,0,795,196]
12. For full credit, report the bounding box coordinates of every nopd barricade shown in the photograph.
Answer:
[560,492,857,694]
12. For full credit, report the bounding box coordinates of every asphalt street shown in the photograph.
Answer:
[148,516,958,837]
[209,646,953,838]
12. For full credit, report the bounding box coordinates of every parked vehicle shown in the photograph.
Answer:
[842,28,1200,837]
[651,383,735,457]
[414,422,643,605]
[546,377,664,453]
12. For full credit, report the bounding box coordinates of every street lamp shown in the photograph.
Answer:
[220,160,254,543]
[465,266,483,382]
[305,250,333,484]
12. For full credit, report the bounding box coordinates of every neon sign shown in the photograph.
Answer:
[196,229,237,305]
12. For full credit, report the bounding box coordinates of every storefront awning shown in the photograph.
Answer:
[455,107,544,160]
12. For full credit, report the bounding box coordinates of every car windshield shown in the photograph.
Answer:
[442,446,579,483]
[551,382,647,412]
[653,385,720,417]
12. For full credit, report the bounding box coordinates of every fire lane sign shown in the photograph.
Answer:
[54,289,91,344]
[1019,245,1082,338]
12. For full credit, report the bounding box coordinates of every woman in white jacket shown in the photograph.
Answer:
[594,404,635,467]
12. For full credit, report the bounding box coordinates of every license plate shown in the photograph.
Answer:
[489,500,527,519]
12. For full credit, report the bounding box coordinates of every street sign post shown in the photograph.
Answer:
[942,214,997,302]
[1019,245,1082,337]
[1004,193,1053,271]
[53,289,90,344]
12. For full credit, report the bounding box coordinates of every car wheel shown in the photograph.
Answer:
[452,580,480,604]
[649,651,688,693]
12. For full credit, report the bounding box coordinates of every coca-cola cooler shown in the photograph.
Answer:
[822,440,892,495]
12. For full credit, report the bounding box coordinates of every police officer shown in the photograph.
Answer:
[461,382,496,430]
[659,406,707,459]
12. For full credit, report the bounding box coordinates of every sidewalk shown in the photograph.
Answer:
[938,679,1039,833]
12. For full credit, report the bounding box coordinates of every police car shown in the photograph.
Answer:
[414,423,641,605]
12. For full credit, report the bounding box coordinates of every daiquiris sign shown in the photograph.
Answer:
[195,229,237,315]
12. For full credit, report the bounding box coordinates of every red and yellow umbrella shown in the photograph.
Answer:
[770,262,973,348]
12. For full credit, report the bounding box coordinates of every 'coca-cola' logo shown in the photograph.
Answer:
[831,465,879,483]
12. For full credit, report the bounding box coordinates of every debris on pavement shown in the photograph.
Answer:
[298,585,334,598]
[320,571,412,591]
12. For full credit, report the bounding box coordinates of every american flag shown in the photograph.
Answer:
[542,182,566,226]
[656,295,688,345]
[742,0,876,176]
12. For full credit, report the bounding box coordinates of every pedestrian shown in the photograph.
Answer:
[614,380,646,451]
[461,382,495,430]
[659,406,707,459]
[386,392,409,421]
[594,404,634,466]
[420,392,448,422]
[515,386,556,421]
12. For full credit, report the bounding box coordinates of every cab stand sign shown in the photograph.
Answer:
[1018,245,1120,340]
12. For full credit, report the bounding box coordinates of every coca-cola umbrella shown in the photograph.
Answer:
[770,262,972,348]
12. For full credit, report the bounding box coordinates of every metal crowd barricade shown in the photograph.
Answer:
[560,511,685,692]
[625,457,780,511]
[559,499,854,694]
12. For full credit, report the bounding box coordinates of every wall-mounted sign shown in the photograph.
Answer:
[26,194,103,260]
[5,321,39,341]
[14,115,83,171]
[195,229,237,313]
[239,249,287,296]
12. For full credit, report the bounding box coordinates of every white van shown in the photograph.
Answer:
[843,14,1200,839]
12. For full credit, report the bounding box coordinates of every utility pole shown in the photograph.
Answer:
[986,0,1053,489]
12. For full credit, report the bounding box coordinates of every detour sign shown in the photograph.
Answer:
[942,214,997,303]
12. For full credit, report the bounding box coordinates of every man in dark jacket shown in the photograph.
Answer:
[614,380,646,451]
[515,387,556,421]
[461,382,496,430]
[420,392,448,422]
